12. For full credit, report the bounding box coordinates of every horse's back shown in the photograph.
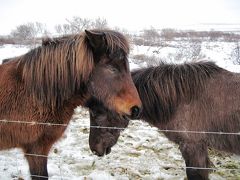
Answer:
[164,70,240,154]
[205,71,240,154]
[206,71,240,110]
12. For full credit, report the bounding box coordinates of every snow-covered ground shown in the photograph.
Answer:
[0,42,240,180]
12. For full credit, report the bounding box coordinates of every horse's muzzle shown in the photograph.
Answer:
[92,147,112,157]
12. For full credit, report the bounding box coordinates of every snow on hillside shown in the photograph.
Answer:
[0,42,240,180]
[130,42,240,73]
[0,45,29,64]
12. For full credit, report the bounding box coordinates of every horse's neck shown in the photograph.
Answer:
[62,92,90,110]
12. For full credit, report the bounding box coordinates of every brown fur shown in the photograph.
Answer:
[0,29,141,179]
[88,61,240,180]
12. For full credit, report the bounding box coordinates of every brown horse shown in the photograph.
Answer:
[88,61,240,180]
[0,29,141,179]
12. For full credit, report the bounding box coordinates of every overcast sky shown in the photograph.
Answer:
[0,0,240,35]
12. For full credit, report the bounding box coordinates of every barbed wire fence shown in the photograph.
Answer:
[2,119,240,136]
[0,115,240,179]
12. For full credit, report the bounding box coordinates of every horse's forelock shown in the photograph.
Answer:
[103,30,129,55]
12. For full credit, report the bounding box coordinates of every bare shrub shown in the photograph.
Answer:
[66,17,92,33]
[55,17,108,35]
[130,27,162,46]
[161,28,177,41]
[132,37,146,46]
[113,27,130,37]
[11,23,35,40]
[55,24,71,35]
[174,40,205,62]
[161,29,240,42]
[131,54,160,67]
[10,22,49,45]
[0,36,16,45]
[223,33,240,42]
[142,27,160,43]
[93,17,108,29]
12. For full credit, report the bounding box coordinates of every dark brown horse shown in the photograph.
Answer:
[0,29,141,179]
[88,61,240,180]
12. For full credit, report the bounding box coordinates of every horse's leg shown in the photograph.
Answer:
[22,139,53,180]
[179,141,209,180]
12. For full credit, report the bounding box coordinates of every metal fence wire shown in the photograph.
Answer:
[0,117,240,179]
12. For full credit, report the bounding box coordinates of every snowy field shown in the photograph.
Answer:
[0,42,240,180]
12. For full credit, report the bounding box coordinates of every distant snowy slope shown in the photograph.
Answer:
[0,45,29,64]
[130,42,240,72]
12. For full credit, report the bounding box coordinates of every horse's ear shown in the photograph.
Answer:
[42,37,53,46]
[85,30,105,49]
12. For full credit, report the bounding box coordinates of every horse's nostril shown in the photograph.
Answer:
[92,150,98,155]
[130,106,140,119]
[92,150,104,157]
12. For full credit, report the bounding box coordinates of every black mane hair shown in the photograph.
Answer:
[132,61,224,124]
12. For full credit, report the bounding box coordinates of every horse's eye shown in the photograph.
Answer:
[108,52,115,60]
[108,66,119,74]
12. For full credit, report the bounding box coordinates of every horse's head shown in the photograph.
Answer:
[85,30,141,119]
[87,98,129,156]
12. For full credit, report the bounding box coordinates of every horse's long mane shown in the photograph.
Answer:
[132,61,225,124]
[16,30,129,110]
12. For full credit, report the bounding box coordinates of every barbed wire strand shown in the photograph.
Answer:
[1,119,240,136]
[0,159,239,180]
[0,119,240,178]
[6,151,240,173]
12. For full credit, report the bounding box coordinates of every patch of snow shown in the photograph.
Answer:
[0,45,29,64]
